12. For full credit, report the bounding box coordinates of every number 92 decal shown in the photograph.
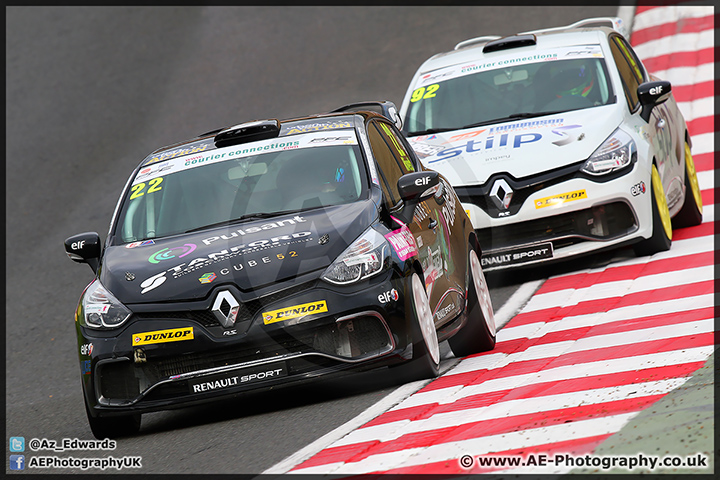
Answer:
[410,84,440,103]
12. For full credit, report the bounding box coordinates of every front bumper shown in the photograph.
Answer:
[461,164,652,271]
[79,272,410,416]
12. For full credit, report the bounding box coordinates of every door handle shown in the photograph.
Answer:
[428,219,438,230]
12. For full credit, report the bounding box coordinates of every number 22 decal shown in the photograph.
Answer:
[130,177,164,200]
[410,84,440,103]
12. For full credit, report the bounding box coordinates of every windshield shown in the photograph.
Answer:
[115,130,368,243]
[404,45,614,136]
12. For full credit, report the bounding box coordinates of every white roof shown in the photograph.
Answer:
[417,20,620,76]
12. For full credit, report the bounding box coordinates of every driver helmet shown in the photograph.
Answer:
[554,62,594,98]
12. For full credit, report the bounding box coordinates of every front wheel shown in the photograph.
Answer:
[394,272,440,382]
[672,141,703,228]
[85,397,141,439]
[448,248,496,357]
[633,164,672,257]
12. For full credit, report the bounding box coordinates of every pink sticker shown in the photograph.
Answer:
[385,223,419,261]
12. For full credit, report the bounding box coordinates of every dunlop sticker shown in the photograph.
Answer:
[535,189,587,209]
[132,327,194,346]
[263,300,328,325]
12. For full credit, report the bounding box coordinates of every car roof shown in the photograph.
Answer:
[140,109,388,167]
[415,18,622,76]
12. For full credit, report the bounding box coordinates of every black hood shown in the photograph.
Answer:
[101,200,378,304]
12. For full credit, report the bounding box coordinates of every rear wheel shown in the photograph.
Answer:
[633,164,672,257]
[395,272,440,382]
[672,141,703,228]
[85,397,141,439]
[449,248,496,357]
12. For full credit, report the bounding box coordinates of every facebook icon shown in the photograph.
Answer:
[9,454,25,470]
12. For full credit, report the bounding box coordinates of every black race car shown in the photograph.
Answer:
[64,101,496,439]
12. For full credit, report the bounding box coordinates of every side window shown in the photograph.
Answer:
[616,36,646,83]
[378,121,417,174]
[609,35,645,112]
[367,120,412,210]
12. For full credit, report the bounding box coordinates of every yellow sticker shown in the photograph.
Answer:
[464,209,471,218]
[132,327,194,346]
[263,300,328,325]
[535,189,587,209]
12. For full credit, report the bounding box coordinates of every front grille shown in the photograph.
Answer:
[477,202,637,251]
[455,163,583,219]
[98,315,393,403]
[98,360,140,401]
[134,280,317,328]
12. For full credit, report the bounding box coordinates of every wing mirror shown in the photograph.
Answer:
[64,232,102,273]
[394,171,440,224]
[638,80,671,122]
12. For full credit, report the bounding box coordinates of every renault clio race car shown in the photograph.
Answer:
[64,101,495,438]
[399,17,703,271]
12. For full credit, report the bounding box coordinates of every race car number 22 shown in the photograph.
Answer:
[130,177,164,200]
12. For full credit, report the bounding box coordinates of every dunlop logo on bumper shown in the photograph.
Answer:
[262,301,328,325]
[535,189,587,209]
[132,327,194,346]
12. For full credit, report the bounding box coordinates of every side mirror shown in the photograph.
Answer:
[394,171,440,224]
[64,232,102,273]
[638,81,671,122]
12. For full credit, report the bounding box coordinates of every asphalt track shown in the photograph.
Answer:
[6,5,658,475]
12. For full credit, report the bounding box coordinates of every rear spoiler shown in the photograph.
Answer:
[454,16,629,51]
[329,100,402,130]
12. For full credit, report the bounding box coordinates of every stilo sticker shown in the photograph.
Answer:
[262,301,328,325]
[132,327,194,346]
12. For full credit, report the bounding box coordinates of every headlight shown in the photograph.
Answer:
[581,129,636,176]
[321,228,389,285]
[81,280,132,329]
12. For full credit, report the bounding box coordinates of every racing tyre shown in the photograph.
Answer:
[449,248,496,357]
[672,141,703,228]
[634,164,672,257]
[396,272,440,382]
[85,398,141,439]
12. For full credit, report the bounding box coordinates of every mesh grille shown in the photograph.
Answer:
[477,202,636,251]
[98,315,393,403]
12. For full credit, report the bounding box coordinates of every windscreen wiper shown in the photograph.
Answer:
[185,209,305,233]
[406,127,458,137]
[460,111,564,130]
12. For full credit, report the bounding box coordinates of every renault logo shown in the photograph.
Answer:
[490,179,513,210]
[212,290,240,328]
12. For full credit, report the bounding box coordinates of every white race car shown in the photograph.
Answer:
[399,17,703,271]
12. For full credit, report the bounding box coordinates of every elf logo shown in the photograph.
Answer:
[630,181,646,196]
[414,176,431,186]
[378,288,399,303]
